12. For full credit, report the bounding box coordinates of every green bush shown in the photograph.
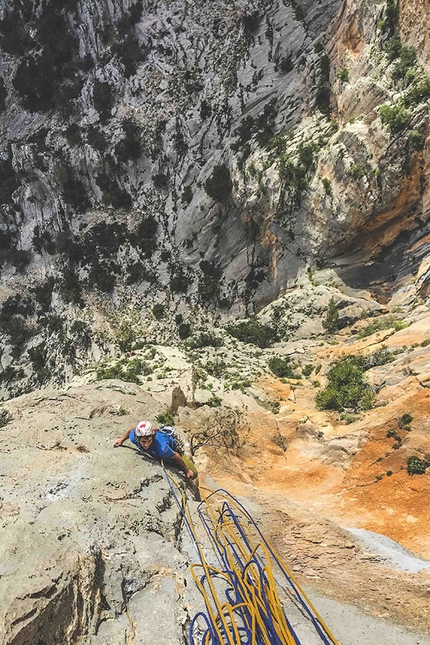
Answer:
[230,379,252,393]
[0,157,20,207]
[12,9,82,112]
[279,56,293,73]
[198,275,220,303]
[408,129,425,151]
[340,413,356,424]
[302,364,313,378]
[87,126,107,150]
[347,164,365,181]
[181,186,193,204]
[315,52,331,115]
[322,297,341,333]
[88,260,118,292]
[71,320,92,350]
[0,407,12,428]
[268,400,280,414]
[156,410,174,426]
[398,413,413,428]
[59,267,83,306]
[207,395,222,408]
[226,318,277,348]
[44,314,64,333]
[93,81,114,120]
[115,119,142,162]
[204,164,232,202]
[385,36,402,61]
[404,76,430,107]
[83,221,127,260]
[205,359,226,378]
[28,343,51,384]
[0,295,35,353]
[387,429,401,441]
[9,249,31,272]
[64,123,81,146]
[116,322,137,353]
[232,102,277,152]
[316,357,374,412]
[127,358,152,376]
[0,295,34,326]
[378,0,398,36]
[392,47,417,80]
[61,175,90,212]
[407,456,427,475]
[379,103,410,133]
[170,266,189,293]
[187,331,223,349]
[152,172,168,188]
[133,215,158,257]
[277,141,320,207]
[322,178,332,196]
[268,356,300,379]
[0,365,25,385]
[97,362,140,384]
[0,8,32,57]
[337,67,349,82]
[243,11,260,33]
[232,116,255,152]
[32,225,55,255]
[102,184,132,209]
[112,33,147,78]
[178,322,191,340]
[126,261,156,285]
[152,304,165,320]
[358,316,406,338]
[359,346,394,370]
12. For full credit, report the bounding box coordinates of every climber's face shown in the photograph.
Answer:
[139,435,154,449]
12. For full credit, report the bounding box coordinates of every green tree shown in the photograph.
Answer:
[347,164,365,181]
[322,297,340,333]
[316,357,374,412]
[407,456,427,475]
[268,356,300,379]
[204,164,233,202]
[379,103,410,133]
[226,319,277,348]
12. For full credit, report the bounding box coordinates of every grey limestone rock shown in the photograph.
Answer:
[0,384,203,644]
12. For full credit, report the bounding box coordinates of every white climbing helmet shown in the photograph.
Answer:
[135,421,155,437]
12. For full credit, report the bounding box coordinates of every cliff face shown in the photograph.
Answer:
[0,384,201,645]
[0,0,341,306]
[0,0,430,394]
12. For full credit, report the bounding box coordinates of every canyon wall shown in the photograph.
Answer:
[0,0,429,393]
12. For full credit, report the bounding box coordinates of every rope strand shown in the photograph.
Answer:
[162,464,340,645]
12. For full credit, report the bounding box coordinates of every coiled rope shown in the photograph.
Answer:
[162,464,340,645]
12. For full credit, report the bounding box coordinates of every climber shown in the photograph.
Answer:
[114,420,198,480]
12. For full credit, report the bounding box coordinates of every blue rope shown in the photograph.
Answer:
[162,467,336,645]
[199,489,336,645]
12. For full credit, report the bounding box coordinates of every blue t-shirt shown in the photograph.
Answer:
[129,429,177,460]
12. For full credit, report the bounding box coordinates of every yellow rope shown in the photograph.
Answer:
[164,471,340,645]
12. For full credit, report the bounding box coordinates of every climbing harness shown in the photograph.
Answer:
[162,464,340,645]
